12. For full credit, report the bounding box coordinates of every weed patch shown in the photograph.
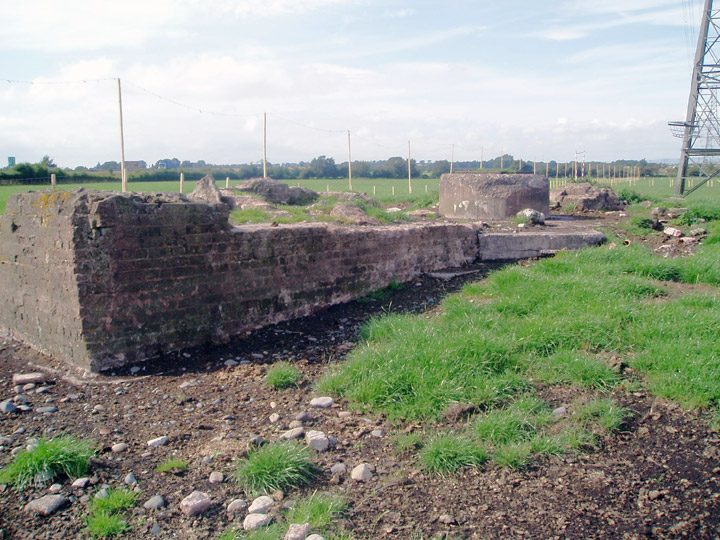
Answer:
[0,435,95,489]
[418,433,487,475]
[156,458,188,473]
[266,362,302,389]
[235,441,318,495]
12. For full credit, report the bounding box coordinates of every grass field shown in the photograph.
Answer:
[0,177,442,215]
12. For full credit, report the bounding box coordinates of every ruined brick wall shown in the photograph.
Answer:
[0,190,480,371]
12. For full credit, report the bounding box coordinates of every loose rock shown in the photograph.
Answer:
[13,372,49,385]
[144,495,166,510]
[351,463,373,482]
[147,436,169,447]
[243,513,272,531]
[72,477,90,489]
[285,523,311,540]
[248,495,274,514]
[0,400,18,414]
[180,491,212,516]
[306,430,330,452]
[310,397,334,408]
[24,495,67,516]
[280,427,305,440]
[209,471,224,484]
[227,498,247,514]
[124,473,137,485]
[111,443,128,453]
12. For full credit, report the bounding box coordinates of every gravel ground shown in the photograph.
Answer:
[1,216,719,540]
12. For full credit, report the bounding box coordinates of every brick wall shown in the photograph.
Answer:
[0,190,480,371]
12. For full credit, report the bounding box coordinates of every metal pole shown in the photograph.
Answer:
[677,0,713,195]
[117,78,127,192]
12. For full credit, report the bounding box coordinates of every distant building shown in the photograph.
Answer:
[125,160,147,171]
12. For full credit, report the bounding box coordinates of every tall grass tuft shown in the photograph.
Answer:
[0,435,95,489]
[235,441,318,495]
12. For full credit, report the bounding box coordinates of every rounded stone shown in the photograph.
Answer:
[309,397,334,409]
[243,513,272,531]
[248,495,274,514]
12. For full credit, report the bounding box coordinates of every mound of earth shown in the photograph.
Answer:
[329,202,381,225]
[236,178,318,205]
[550,182,626,212]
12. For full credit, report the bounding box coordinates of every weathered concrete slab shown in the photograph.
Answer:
[439,173,549,220]
[478,231,606,261]
[0,189,604,372]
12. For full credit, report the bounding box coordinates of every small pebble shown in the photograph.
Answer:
[72,477,90,488]
[351,464,373,482]
[209,471,224,484]
[330,463,347,475]
[306,430,330,452]
[147,436,169,447]
[124,472,137,485]
[24,495,66,516]
[143,495,166,510]
[269,413,280,424]
[111,443,128,453]
[48,484,62,494]
[280,427,305,440]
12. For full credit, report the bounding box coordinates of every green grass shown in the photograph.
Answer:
[235,441,318,495]
[0,435,95,489]
[92,488,139,513]
[576,398,630,433]
[155,458,188,473]
[266,362,302,390]
[85,488,138,538]
[418,433,487,476]
[286,492,347,529]
[231,208,271,223]
[85,510,128,538]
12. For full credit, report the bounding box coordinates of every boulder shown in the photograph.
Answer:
[189,175,222,204]
[326,191,381,207]
[439,173,549,220]
[550,182,626,212]
[238,178,318,205]
[329,203,380,225]
[517,208,545,225]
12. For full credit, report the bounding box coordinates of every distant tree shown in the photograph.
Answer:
[40,155,56,168]
[309,155,338,178]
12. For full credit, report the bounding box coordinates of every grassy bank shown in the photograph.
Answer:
[319,209,720,470]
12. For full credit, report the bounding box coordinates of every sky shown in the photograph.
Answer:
[0,0,705,168]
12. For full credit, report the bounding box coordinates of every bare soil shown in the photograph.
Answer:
[1,215,719,540]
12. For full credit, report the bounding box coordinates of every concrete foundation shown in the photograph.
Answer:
[0,189,604,372]
[439,173,549,220]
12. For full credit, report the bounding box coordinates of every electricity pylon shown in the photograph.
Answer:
[671,0,720,195]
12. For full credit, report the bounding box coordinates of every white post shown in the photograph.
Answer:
[117,78,127,193]
[263,112,267,179]
[347,130,353,191]
[450,143,454,174]
[480,146,483,169]
[407,141,412,194]
[51,173,56,190]
[226,176,229,188]
[180,172,184,194]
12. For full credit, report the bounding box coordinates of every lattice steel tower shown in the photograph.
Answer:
[672,0,720,195]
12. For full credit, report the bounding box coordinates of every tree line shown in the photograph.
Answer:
[0,154,683,185]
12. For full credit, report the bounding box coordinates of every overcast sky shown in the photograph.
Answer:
[0,0,703,168]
